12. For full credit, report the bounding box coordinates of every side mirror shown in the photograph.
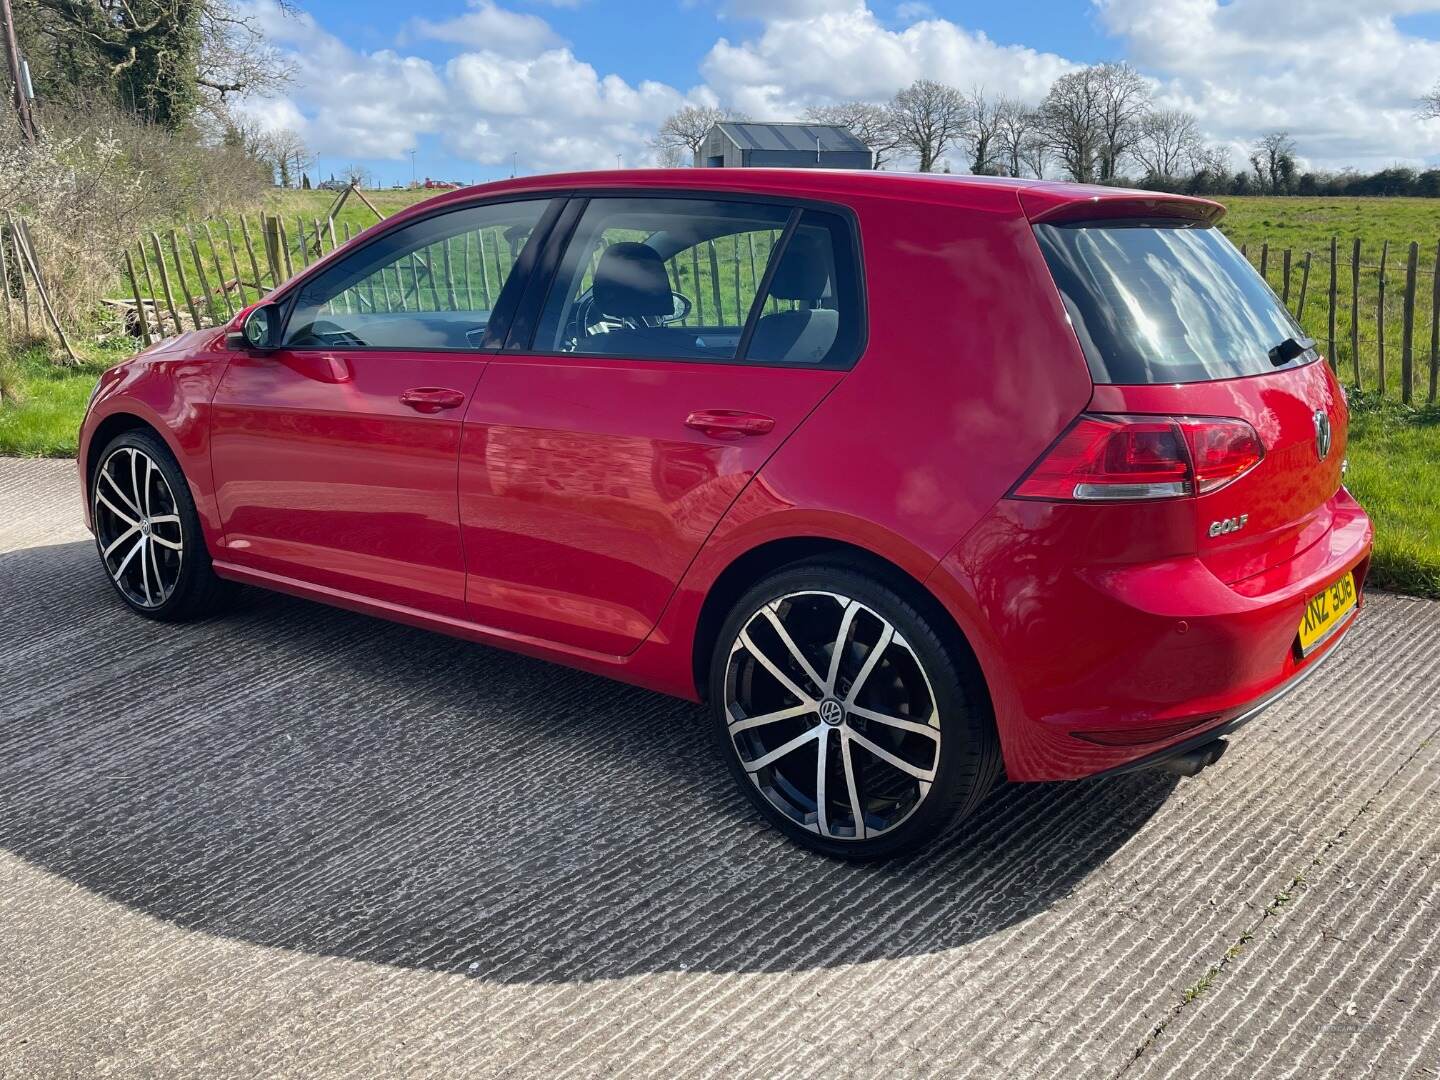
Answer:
[226,304,281,351]
[658,291,693,326]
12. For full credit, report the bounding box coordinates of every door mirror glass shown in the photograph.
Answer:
[242,304,280,350]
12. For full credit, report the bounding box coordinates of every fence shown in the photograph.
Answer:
[1240,238,1438,404]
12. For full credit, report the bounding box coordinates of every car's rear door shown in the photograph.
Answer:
[209,197,557,619]
[456,194,864,655]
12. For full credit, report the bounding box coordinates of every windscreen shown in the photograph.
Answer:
[1034,221,1311,384]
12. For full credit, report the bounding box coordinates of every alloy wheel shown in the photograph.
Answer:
[93,446,184,609]
[723,590,943,841]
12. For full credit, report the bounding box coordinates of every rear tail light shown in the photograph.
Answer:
[1011,414,1263,502]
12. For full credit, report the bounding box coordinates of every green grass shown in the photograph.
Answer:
[1218,197,1440,401]
[0,337,131,457]
[1343,393,1440,598]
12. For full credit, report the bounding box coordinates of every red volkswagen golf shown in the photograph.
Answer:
[79,169,1372,858]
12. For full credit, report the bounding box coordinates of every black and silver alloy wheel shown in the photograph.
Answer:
[726,590,942,841]
[711,565,1001,859]
[90,429,233,622]
[93,445,184,608]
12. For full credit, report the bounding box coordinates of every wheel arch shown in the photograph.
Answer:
[85,411,157,490]
[690,535,993,720]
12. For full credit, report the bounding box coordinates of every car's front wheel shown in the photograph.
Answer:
[91,429,234,621]
[709,563,1001,860]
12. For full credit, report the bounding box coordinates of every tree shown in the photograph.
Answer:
[1037,67,1103,183]
[992,98,1039,178]
[960,87,1007,175]
[340,163,373,188]
[1420,80,1440,120]
[1131,108,1202,182]
[651,105,748,167]
[1094,63,1150,182]
[14,0,294,129]
[805,101,898,169]
[1249,131,1297,194]
[261,128,311,188]
[889,79,968,173]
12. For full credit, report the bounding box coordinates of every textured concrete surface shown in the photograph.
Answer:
[1,456,1437,1080]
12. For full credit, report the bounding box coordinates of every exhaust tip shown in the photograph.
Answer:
[1156,738,1229,778]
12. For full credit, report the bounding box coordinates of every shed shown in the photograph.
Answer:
[696,122,874,170]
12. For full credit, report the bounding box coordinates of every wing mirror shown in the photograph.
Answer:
[226,304,281,351]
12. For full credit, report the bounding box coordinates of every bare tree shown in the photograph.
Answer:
[805,101,898,169]
[1038,67,1103,183]
[889,79,969,173]
[340,163,373,188]
[960,87,1007,175]
[1019,132,1050,179]
[197,0,297,123]
[651,105,748,167]
[992,98,1039,177]
[1094,63,1150,181]
[1131,108,1202,181]
[1420,80,1440,119]
[261,128,312,188]
[1249,131,1297,194]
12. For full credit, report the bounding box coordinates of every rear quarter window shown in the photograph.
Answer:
[1034,221,1311,385]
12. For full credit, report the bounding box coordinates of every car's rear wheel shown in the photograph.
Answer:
[709,563,1001,860]
[91,429,234,621]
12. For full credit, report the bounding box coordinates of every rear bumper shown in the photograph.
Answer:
[930,486,1373,782]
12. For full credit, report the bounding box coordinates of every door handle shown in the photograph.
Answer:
[684,410,776,440]
[399,387,466,414]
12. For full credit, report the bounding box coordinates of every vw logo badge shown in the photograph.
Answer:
[819,699,845,726]
[1314,409,1332,460]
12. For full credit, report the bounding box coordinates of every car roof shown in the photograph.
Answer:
[396,168,1224,224]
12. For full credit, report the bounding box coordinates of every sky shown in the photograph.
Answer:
[234,0,1440,187]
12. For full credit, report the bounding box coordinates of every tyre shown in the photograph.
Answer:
[709,563,1001,860]
[90,428,235,621]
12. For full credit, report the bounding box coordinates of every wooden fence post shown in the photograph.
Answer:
[5,220,31,336]
[203,223,233,318]
[707,240,723,322]
[186,226,219,325]
[1430,240,1440,405]
[1296,251,1312,320]
[0,224,13,334]
[168,230,202,329]
[1402,241,1418,405]
[12,219,79,361]
[690,245,706,324]
[149,233,182,334]
[123,249,152,346]
[239,214,264,300]
[1350,238,1361,388]
[1377,240,1389,394]
[1327,236,1337,369]
[278,217,294,278]
[1282,248,1292,305]
[136,241,165,335]
[261,214,282,284]
[221,222,243,311]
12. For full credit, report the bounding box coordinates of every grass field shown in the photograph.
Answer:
[2,191,1438,597]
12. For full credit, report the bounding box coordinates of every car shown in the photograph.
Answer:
[79,169,1373,859]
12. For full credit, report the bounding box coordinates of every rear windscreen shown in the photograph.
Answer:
[1034,221,1311,385]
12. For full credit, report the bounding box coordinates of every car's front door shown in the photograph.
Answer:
[457,194,863,655]
[210,198,555,619]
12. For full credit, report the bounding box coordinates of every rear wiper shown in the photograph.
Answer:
[1268,336,1314,367]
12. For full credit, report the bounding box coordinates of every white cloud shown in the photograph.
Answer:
[1097,0,1440,170]
[406,0,560,55]
[702,4,1074,120]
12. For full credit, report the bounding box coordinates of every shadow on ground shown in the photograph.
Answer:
[0,540,1177,984]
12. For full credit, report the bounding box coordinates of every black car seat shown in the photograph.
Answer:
[585,242,705,358]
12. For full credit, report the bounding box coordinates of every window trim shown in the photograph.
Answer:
[500,188,868,371]
[271,194,566,354]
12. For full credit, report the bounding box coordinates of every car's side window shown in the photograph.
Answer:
[533,197,809,363]
[283,199,551,351]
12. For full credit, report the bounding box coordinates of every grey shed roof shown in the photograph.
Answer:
[714,121,869,153]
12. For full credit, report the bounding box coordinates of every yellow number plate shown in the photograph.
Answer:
[1297,572,1357,655]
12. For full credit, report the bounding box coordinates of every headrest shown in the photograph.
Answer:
[594,243,673,317]
[768,232,830,301]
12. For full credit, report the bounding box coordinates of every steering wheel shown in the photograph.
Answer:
[572,288,694,340]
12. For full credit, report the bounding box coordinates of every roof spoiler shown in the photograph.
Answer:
[1021,189,1225,228]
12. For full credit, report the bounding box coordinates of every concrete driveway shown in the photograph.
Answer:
[1,457,1437,1079]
